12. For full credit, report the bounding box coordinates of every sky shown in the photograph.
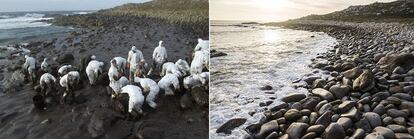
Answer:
[210,0,397,22]
[0,0,151,12]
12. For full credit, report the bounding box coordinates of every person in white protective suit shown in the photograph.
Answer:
[60,71,80,90]
[194,38,209,52]
[112,57,126,74]
[151,40,167,74]
[58,65,72,76]
[127,46,137,67]
[183,72,210,90]
[160,62,182,77]
[109,76,129,98]
[41,58,49,73]
[86,60,104,85]
[129,49,145,80]
[120,85,145,114]
[175,59,190,77]
[39,73,57,95]
[133,76,160,109]
[108,60,120,82]
[190,50,209,75]
[158,73,180,95]
[23,55,36,82]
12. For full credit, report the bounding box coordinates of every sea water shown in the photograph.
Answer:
[209,20,337,138]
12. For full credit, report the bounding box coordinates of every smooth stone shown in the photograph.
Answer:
[341,107,360,121]
[395,133,414,139]
[311,88,335,101]
[337,117,353,129]
[325,123,346,139]
[353,70,375,92]
[306,124,325,134]
[387,124,408,133]
[284,109,302,121]
[318,103,332,115]
[365,132,385,139]
[373,104,386,115]
[393,117,406,126]
[285,122,309,139]
[300,97,321,110]
[343,67,363,79]
[356,117,372,133]
[281,93,306,103]
[373,126,396,139]
[265,132,278,139]
[399,102,414,115]
[387,109,408,118]
[255,120,280,138]
[315,111,333,127]
[383,116,394,126]
[350,128,366,139]
[364,112,382,128]
[301,132,317,139]
[329,84,350,99]
[338,101,357,113]
[216,118,247,134]
[309,112,318,125]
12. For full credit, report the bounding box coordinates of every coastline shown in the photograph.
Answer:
[0,11,208,139]
[241,20,414,138]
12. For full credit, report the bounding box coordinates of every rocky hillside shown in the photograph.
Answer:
[51,0,208,35]
[297,0,414,22]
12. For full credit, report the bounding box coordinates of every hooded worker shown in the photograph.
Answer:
[183,72,209,90]
[39,73,57,95]
[190,50,209,75]
[133,76,159,109]
[158,73,180,95]
[109,76,129,98]
[127,46,137,68]
[129,49,145,80]
[151,40,167,74]
[120,85,145,114]
[160,62,182,77]
[58,65,72,76]
[175,59,190,77]
[108,59,120,82]
[113,57,126,74]
[86,60,104,85]
[23,55,36,82]
[194,38,209,52]
[41,58,49,73]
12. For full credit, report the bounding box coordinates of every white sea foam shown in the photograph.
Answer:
[0,13,52,30]
[209,23,337,138]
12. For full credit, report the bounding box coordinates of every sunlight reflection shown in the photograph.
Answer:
[263,30,279,42]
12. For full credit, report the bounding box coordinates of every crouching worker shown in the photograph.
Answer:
[39,73,57,96]
[109,76,129,98]
[86,59,104,85]
[23,55,36,83]
[119,85,145,117]
[158,73,181,95]
[60,71,80,104]
[133,71,160,109]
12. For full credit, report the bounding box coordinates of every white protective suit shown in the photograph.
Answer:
[23,55,36,79]
[127,46,137,65]
[113,57,126,73]
[67,71,80,86]
[190,50,209,75]
[161,62,182,77]
[134,77,159,108]
[158,73,180,95]
[175,59,190,77]
[41,58,48,72]
[39,73,56,91]
[108,61,120,82]
[194,38,209,52]
[86,60,104,85]
[120,85,145,113]
[152,41,167,67]
[58,65,72,76]
[183,72,209,90]
[109,76,129,97]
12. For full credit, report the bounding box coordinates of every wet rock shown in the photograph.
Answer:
[393,117,406,126]
[350,128,365,139]
[365,133,385,139]
[373,126,396,139]
[329,84,350,99]
[191,86,208,106]
[377,53,414,74]
[284,109,301,121]
[260,85,273,90]
[216,118,247,134]
[302,132,317,139]
[341,107,359,121]
[374,53,386,62]
[281,93,306,103]
[400,102,414,115]
[364,112,382,128]
[325,123,345,139]
[312,79,326,88]
[285,122,309,139]
[315,111,333,127]
[353,70,375,92]
[265,132,278,139]
[88,110,122,138]
[58,53,75,64]
[255,120,279,139]
[337,117,353,129]
[311,88,334,101]
[270,103,288,112]
[300,97,321,110]
[306,124,324,134]
[303,76,321,85]
[383,116,394,126]
[338,101,356,113]
[211,50,228,58]
[395,133,414,139]
[387,124,408,133]
[343,67,363,79]
[356,117,372,133]
[387,109,408,118]
[373,104,386,115]
[309,112,318,125]
[318,103,332,115]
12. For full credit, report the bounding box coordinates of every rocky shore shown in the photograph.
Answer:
[217,20,414,139]
[0,4,208,139]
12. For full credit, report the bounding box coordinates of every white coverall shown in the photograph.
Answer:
[161,62,182,77]
[194,38,209,52]
[158,73,180,95]
[152,41,167,68]
[86,60,103,85]
[134,77,160,108]
[120,85,145,113]
[190,50,209,75]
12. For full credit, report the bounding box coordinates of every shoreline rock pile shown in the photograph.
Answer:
[243,21,414,138]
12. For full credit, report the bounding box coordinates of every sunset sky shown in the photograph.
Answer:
[210,0,396,22]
